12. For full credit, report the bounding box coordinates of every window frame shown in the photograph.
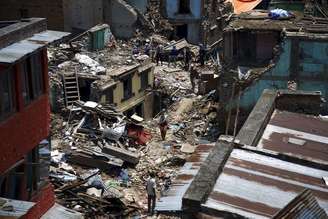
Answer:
[29,52,45,99]
[0,67,17,122]
[105,87,114,104]
[20,51,45,106]
[0,159,25,200]
[26,147,40,198]
[21,60,33,105]
[140,70,149,91]
[122,76,133,101]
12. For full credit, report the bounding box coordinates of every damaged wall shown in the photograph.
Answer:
[0,0,65,30]
[223,30,280,65]
[125,0,149,14]
[224,35,328,117]
[63,0,103,32]
[0,0,103,32]
[91,63,155,120]
[164,0,202,19]
[162,0,232,45]
[104,0,138,39]
[162,0,202,44]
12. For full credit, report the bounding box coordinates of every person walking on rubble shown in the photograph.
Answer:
[189,64,198,92]
[144,43,151,56]
[184,47,193,71]
[158,111,168,141]
[199,43,206,66]
[155,44,163,65]
[169,45,178,67]
[146,172,157,216]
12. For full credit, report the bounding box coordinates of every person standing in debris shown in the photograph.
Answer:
[150,42,156,62]
[184,47,193,71]
[132,45,140,56]
[199,44,206,66]
[189,64,198,92]
[155,45,163,66]
[169,45,178,67]
[158,112,168,141]
[144,43,151,56]
[146,172,157,216]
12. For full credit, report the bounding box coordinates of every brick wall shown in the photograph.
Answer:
[0,48,50,174]
[0,0,64,31]
[24,184,55,219]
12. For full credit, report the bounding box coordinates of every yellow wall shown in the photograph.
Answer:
[100,63,155,118]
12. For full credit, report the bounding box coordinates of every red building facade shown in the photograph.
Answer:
[0,18,69,218]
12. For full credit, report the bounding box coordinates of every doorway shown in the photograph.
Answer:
[176,24,188,40]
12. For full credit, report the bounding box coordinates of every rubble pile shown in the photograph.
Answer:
[143,0,174,39]
[49,79,218,216]
[50,87,218,217]
[48,16,220,217]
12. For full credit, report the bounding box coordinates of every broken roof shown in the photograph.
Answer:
[272,189,327,219]
[95,62,154,90]
[225,10,328,34]
[202,148,328,218]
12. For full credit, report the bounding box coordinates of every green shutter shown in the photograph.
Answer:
[90,29,105,51]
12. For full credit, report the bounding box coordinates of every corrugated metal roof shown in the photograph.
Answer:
[226,0,262,14]
[257,110,328,166]
[273,189,327,219]
[0,30,70,64]
[155,143,215,212]
[202,149,328,219]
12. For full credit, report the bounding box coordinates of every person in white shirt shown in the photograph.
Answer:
[146,172,156,215]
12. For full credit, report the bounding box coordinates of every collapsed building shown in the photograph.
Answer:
[160,0,233,47]
[49,23,158,120]
[2,2,328,219]
[77,61,155,120]
[218,10,328,133]
[156,89,328,218]
[269,0,328,17]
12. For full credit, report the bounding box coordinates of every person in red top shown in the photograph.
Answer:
[158,111,168,141]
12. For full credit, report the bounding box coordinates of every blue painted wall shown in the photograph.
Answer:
[238,38,328,113]
[165,0,201,19]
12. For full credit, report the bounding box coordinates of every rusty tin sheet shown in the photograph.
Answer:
[257,110,328,165]
[155,143,215,212]
[202,149,328,218]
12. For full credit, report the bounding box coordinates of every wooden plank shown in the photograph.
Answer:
[102,145,140,165]
[68,152,123,170]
